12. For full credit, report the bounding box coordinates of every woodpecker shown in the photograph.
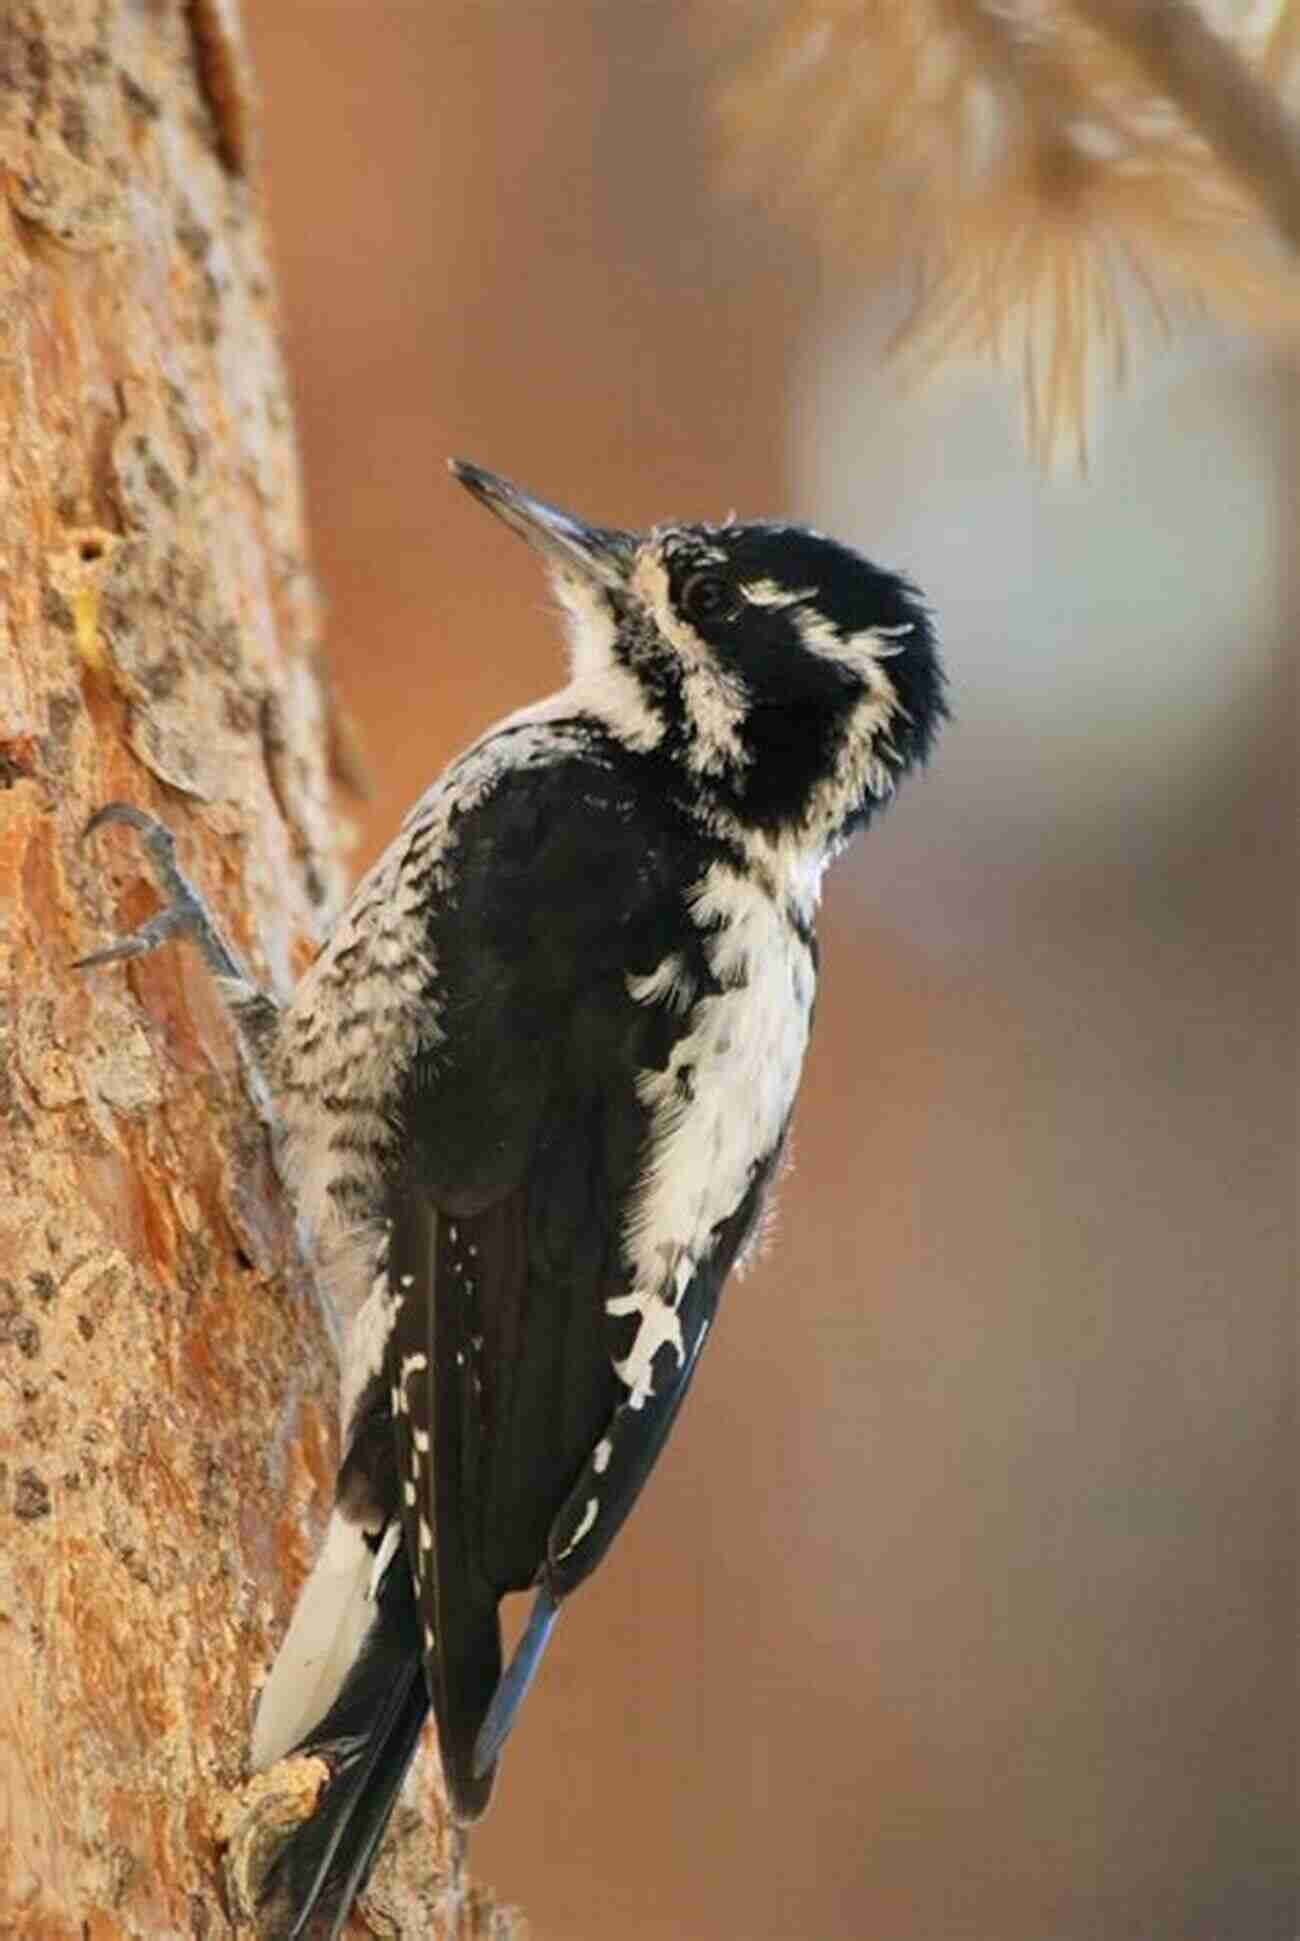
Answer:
[79,462,945,1936]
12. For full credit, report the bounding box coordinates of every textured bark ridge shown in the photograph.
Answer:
[0,4,517,1935]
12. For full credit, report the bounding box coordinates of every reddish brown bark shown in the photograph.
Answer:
[0,4,514,1934]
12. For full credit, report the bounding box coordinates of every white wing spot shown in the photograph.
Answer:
[593,1437,612,1475]
[419,1516,433,1553]
[607,1289,684,1407]
[413,1427,430,1454]
[555,1495,599,1561]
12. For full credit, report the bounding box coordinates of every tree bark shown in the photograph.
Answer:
[0,4,514,1934]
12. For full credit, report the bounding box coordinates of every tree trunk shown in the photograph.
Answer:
[0,4,514,1933]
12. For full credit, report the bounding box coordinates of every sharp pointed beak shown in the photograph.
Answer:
[449,459,634,594]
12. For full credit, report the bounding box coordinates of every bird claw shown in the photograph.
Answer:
[74,800,245,983]
[72,902,192,970]
[83,800,180,866]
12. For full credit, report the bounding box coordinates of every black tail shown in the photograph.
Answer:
[260,1553,431,1940]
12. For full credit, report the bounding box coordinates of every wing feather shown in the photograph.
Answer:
[385,744,774,1795]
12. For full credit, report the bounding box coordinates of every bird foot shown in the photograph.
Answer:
[76,801,279,1050]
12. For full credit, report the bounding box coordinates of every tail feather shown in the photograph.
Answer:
[472,1580,559,1778]
[259,1535,430,1938]
[253,1509,381,1773]
[309,1680,427,1940]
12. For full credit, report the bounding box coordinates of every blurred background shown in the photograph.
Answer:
[245,7,1296,1938]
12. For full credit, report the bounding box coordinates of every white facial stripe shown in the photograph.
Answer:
[779,604,906,818]
[737,577,814,610]
[790,605,911,682]
[863,621,915,658]
[825,688,901,827]
[632,549,750,777]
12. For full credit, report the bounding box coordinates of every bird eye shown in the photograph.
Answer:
[681,572,736,627]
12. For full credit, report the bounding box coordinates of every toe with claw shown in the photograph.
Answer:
[76,801,280,1053]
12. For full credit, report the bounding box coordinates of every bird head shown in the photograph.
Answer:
[450,459,945,852]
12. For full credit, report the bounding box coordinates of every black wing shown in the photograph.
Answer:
[384,740,768,1815]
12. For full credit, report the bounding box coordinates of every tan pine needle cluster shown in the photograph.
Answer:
[715,0,1300,463]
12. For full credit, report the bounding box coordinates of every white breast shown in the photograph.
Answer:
[612,861,817,1407]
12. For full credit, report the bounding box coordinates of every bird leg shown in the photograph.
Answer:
[76,801,282,1067]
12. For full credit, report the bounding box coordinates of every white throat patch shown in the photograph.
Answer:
[543,566,664,752]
